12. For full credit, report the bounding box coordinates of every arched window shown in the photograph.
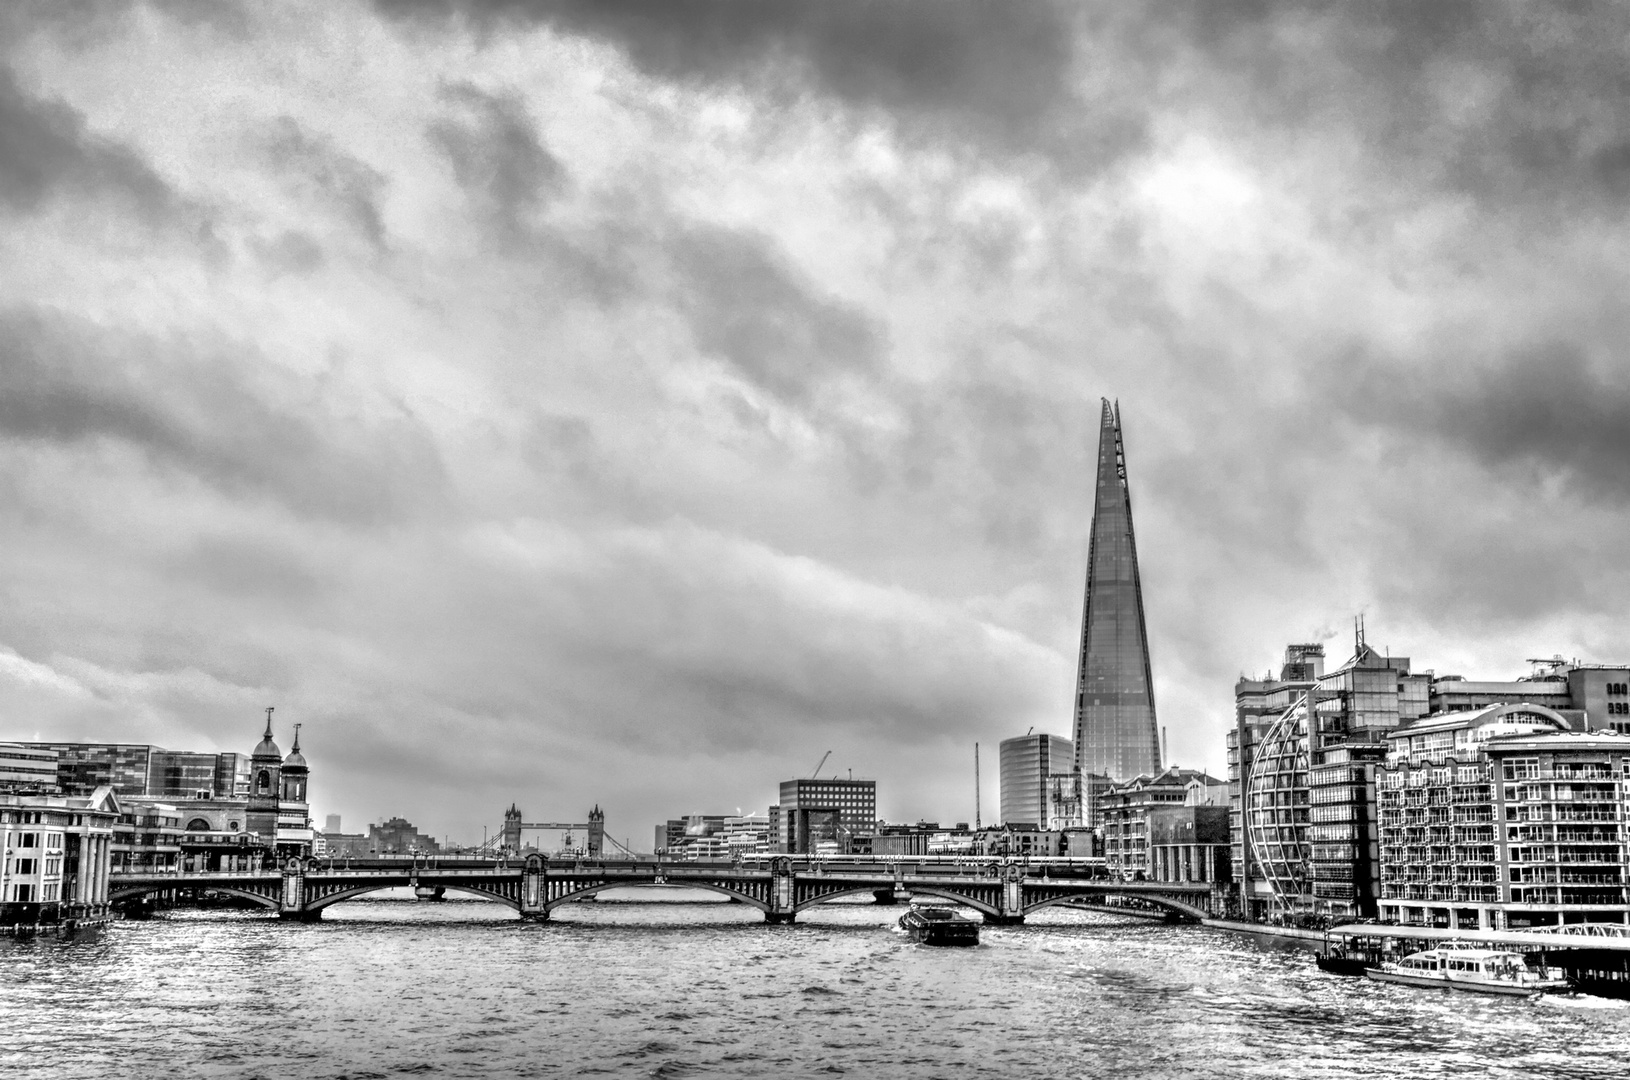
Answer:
[186,818,212,832]
[257,771,269,794]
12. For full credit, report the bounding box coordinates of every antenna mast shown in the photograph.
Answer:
[974,742,981,830]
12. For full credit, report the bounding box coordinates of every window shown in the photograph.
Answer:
[15,858,37,875]
[18,832,37,848]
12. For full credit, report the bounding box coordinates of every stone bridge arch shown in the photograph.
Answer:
[891,883,1004,918]
[1022,890,1207,922]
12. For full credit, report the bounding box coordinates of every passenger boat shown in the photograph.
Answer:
[898,904,980,947]
[1365,947,1571,996]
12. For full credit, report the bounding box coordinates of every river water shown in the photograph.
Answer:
[4,891,1628,1079]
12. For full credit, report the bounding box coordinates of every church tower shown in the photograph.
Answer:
[246,707,282,843]
[277,723,313,854]
[1072,400,1162,781]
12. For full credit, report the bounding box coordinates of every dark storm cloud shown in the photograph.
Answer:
[669,225,883,402]
[1342,343,1630,506]
[378,0,1107,163]
[264,117,391,253]
[1175,1,1630,212]
[428,82,565,240]
[0,307,447,525]
[0,64,177,217]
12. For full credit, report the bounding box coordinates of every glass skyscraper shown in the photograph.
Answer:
[1072,400,1162,782]
[998,733,1073,827]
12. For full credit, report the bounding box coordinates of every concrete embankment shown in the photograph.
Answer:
[1202,918,1325,945]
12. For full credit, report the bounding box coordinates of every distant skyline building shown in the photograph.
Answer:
[998,734,1072,827]
[774,778,876,854]
[1072,399,1162,782]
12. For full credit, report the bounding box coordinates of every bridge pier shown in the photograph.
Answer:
[764,857,797,925]
[871,888,898,906]
[520,854,550,922]
[279,857,310,922]
[984,863,1025,925]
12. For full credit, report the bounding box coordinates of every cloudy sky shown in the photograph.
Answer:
[5,1,1630,846]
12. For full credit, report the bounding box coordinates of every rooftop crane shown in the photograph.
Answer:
[810,750,832,779]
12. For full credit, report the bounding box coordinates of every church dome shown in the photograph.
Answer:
[252,709,282,760]
[282,725,308,769]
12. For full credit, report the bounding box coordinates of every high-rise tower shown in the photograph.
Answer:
[1072,400,1161,781]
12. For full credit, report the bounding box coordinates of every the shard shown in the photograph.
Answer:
[1072,400,1162,782]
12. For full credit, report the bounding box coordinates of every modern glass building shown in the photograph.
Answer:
[998,734,1072,827]
[1072,400,1161,782]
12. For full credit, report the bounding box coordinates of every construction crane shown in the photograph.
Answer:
[810,750,832,779]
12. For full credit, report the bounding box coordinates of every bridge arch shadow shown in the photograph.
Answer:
[550,881,771,913]
[888,884,1002,918]
[1022,891,1207,922]
[110,883,280,911]
[305,884,522,914]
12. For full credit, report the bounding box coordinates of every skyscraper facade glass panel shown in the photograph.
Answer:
[1072,400,1161,782]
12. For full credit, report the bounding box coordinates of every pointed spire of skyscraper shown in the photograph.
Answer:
[1072,399,1161,781]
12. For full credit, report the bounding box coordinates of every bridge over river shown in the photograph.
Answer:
[109,855,1217,925]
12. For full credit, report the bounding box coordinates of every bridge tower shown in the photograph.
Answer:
[587,805,604,857]
[502,804,522,853]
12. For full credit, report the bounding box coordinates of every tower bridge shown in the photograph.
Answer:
[108,856,1217,925]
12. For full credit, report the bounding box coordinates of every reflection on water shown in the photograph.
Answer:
[4,890,1628,1079]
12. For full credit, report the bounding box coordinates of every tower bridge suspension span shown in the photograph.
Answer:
[108,856,1217,925]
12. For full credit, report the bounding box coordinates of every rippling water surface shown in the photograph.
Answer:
[4,891,1629,1079]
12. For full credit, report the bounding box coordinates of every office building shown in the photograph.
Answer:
[368,816,440,855]
[1376,703,1630,929]
[1233,637,1630,923]
[1229,643,1325,895]
[1233,638,1430,921]
[776,778,877,854]
[0,744,59,792]
[1428,656,1630,734]
[16,743,250,801]
[999,734,1072,827]
[1072,400,1161,782]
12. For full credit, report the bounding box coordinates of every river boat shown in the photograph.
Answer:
[899,904,980,947]
[1365,947,1571,996]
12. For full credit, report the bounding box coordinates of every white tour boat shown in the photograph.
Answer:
[1365,946,1570,997]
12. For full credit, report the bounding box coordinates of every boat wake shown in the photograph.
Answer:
[1535,994,1628,1011]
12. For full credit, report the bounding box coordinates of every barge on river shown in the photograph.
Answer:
[899,904,980,946]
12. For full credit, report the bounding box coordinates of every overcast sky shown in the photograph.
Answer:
[5,1,1630,846]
